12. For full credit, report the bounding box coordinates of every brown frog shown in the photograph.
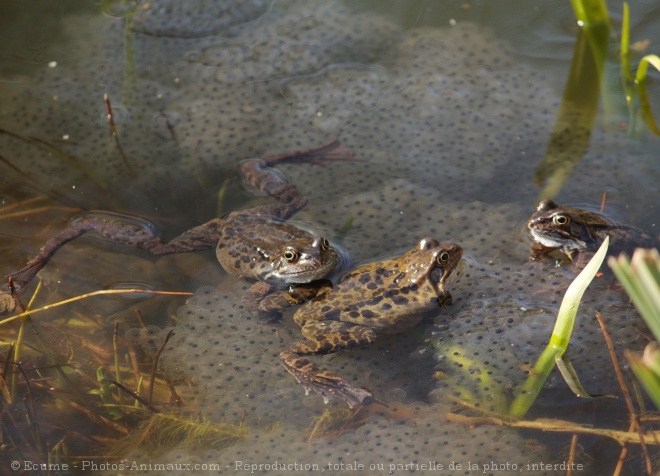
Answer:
[6,140,353,317]
[528,199,657,262]
[280,238,463,407]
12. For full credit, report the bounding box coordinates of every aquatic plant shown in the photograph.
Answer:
[609,249,660,410]
[0,270,251,466]
[108,413,248,457]
[620,2,660,136]
[536,0,660,201]
[534,0,610,201]
[508,236,609,417]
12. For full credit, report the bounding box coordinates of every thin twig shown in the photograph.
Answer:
[1,289,193,326]
[599,191,608,213]
[567,434,578,476]
[594,311,652,475]
[107,378,159,414]
[104,93,132,172]
[613,421,635,476]
[113,321,122,404]
[148,329,173,404]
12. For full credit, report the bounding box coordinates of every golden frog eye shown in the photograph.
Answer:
[320,238,329,251]
[283,249,299,262]
[552,214,569,225]
[437,251,450,264]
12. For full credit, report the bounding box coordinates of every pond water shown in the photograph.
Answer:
[1,0,659,474]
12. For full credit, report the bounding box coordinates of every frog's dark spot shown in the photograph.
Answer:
[249,263,256,269]
[375,278,384,285]
[321,305,331,312]
[375,267,388,276]
[383,289,398,298]
[349,311,360,318]
[367,283,378,290]
[368,295,383,305]
[241,256,250,263]
[359,274,371,284]
[392,295,409,305]
[234,259,241,269]
[381,303,392,310]
[325,309,341,320]
[361,309,376,318]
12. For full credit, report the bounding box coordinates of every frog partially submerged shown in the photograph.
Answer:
[528,199,656,262]
[280,238,463,407]
[6,140,353,317]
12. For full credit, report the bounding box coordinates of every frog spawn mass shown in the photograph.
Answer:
[1,0,658,473]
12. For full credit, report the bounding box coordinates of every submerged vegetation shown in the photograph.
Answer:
[0,262,247,465]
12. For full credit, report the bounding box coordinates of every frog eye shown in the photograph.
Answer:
[437,252,450,264]
[283,249,299,262]
[320,238,329,251]
[552,214,570,225]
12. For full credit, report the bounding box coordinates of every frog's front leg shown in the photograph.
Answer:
[242,281,330,320]
[280,321,378,407]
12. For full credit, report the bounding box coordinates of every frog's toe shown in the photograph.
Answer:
[308,373,375,408]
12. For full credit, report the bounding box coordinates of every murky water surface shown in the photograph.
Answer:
[1,0,660,474]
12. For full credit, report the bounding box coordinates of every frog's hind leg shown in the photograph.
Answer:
[5,213,162,290]
[5,214,222,291]
[280,321,377,408]
[239,140,355,220]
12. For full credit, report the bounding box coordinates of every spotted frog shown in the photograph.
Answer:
[6,140,353,317]
[280,238,463,407]
[528,199,657,262]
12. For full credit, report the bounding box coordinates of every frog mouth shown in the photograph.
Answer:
[272,258,338,283]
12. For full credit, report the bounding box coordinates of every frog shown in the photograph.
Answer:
[280,238,463,407]
[5,140,353,318]
[528,199,657,262]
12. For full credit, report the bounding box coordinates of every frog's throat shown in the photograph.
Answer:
[529,228,588,250]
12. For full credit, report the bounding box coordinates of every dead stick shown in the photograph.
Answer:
[595,311,652,475]
[148,329,173,404]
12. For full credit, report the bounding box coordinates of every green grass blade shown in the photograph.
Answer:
[635,55,660,136]
[621,3,632,82]
[570,0,611,27]
[628,348,660,411]
[609,249,660,342]
[554,354,594,398]
[509,236,609,418]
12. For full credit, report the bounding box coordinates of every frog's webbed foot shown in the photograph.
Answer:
[0,292,17,314]
[280,347,376,408]
[280,323,378,407]
[259,139,356,168]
